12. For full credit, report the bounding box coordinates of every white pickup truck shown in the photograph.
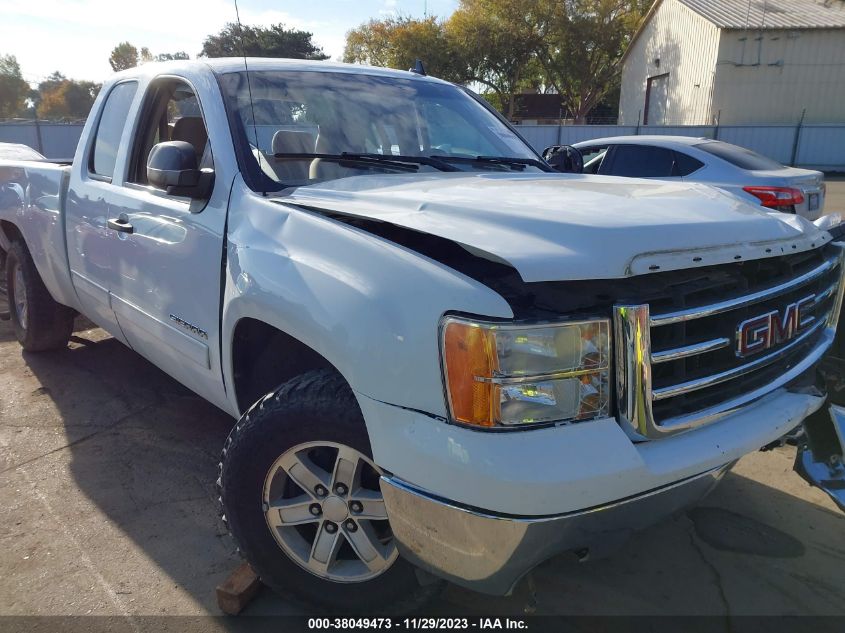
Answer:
[1,59,844,612]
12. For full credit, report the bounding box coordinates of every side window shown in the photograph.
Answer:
[608,145,676,178]
[128,78,211,187]
[579,145,609,174]
[673,151,704,177]
[90,82,138,181]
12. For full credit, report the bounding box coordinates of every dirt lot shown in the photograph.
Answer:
[0,182,844,623]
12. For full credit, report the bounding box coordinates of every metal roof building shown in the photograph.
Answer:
[618,0,845,125]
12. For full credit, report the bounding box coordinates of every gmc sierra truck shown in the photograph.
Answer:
[1,59,844,612]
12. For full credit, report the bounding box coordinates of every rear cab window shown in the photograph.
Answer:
[89,81,138,181]
[695,141,784,171]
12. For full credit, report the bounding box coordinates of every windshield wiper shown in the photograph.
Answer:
[272,152,459,172]
[434,155,551,172]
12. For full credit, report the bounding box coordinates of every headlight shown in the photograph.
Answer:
[440,316,611,428]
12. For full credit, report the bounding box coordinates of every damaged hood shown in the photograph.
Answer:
[274,172,833,282]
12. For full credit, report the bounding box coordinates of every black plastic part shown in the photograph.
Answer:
[543,145,585,173]
[148,141,198,181]
[165,168,215,199]
[802,402,841,462]
[409,59,426,76]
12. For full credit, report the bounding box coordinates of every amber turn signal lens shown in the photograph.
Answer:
[442,321,498,427]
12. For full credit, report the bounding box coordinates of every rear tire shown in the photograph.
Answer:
[5,241,74,352]
[219,369,443,613]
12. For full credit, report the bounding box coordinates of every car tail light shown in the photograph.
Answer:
[743,186,805,209]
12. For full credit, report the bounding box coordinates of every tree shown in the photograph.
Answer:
[37,74,100,119]
[109,42,139,71]
[155,52,190,61]
[30,71,66,113]
[200,23,329,59]
[344,16,464,82]
[110,43,189,69]
[446,0,543,118]
[535,0,646,122]
[340,0,645,120]
[37,71,67,94]
[0,55,29,118]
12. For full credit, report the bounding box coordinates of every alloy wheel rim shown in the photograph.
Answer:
[262,441,398,583]
[12,264,27,330]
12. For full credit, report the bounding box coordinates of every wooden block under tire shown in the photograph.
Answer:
[216,561,262,615]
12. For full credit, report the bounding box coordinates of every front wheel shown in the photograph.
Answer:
[218,369,442,613]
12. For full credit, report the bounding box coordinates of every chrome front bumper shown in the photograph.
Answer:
[379,464,731,595]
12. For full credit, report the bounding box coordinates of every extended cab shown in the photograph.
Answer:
[1,59,844,611]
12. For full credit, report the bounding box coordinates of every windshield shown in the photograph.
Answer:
[218,70,543,191]
[695,141,785,171]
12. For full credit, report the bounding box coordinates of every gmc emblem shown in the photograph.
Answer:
[736,294,816,358]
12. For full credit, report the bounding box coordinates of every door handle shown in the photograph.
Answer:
[108,218,133,234]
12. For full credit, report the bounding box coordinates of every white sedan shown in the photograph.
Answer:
[571,135,826,220]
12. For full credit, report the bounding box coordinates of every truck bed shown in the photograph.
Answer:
[0,159,80,311]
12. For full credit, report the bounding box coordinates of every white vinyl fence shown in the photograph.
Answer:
[2,121,844,171]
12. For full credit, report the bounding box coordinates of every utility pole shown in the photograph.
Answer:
[790,108,806,167]
[32,107,44,155]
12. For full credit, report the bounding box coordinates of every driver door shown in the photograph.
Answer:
[104,76,230,409]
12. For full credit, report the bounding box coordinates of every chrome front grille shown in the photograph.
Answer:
[614,243,845,439]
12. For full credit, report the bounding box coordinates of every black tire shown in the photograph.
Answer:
[5,240,75,352]
[219,369,443,613]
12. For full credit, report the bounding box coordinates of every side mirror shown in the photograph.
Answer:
[543,145,584,174]
[147,141,213,198]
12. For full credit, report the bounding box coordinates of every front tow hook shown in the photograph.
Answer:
[794,404,845,512]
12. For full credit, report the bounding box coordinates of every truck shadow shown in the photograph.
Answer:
[10,326,245,615]
[8,325,845,618]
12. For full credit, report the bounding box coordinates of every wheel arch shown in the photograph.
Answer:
[0,219,23,251]
[229,316,353,415]
[0,217,80,312]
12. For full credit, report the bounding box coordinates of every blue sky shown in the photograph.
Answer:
[0,0,459,84]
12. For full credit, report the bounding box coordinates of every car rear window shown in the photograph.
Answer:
[673,151,704,176]
[695,141,784,171]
